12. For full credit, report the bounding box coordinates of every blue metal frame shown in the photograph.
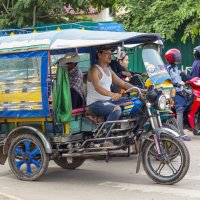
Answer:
[0,50,49,118]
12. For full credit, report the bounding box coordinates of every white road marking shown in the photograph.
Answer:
[99,181,200,198]
[0,192,22,200]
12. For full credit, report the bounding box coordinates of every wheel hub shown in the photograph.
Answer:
[23,153,32,163]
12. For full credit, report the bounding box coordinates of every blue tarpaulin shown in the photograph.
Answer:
[0,50,49,118]
[0,22,124,37]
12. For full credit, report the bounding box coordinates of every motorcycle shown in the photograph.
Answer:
[52,84,190,185]
[0,29,190,184]
[171,77,200,135]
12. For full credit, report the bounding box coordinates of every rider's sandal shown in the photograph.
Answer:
[181,135,191,141]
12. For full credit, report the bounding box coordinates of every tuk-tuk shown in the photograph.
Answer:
[0,29,189,183]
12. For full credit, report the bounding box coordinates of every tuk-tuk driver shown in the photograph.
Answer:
[87,47,144,130]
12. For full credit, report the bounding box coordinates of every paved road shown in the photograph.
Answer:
[0,130,200,200]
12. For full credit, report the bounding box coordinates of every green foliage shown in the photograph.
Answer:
[1,0,198,43]
[115,0,200,42]
[0,0,118,29]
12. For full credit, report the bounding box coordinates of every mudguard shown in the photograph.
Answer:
[0,126,52,165]
[157,127,179,137]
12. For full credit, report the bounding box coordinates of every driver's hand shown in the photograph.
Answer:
[141,89,148,94]
[141,72,148,77]
[111,93,122,101]
[179,81,185,86]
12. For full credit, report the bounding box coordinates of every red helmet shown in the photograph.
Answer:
[165,48,182,64]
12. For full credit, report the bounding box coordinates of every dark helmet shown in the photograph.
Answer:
[193,45,200,60]
[165,48,182,64]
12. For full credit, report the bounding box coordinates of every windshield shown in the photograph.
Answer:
[142,44,170,84]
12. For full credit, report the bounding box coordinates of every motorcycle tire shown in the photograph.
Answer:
[54,157,85,169]
[8,134,49,181]
[142,134,190,185]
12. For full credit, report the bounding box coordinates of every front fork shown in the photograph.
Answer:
[147,108,162,155]
[136,109,163,173]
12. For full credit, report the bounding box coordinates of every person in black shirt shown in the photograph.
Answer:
[110,49,147,91]
[110,50,131,80]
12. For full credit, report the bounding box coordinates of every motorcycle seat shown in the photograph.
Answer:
[71,107,104,124]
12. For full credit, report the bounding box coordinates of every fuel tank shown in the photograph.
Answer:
[121,98,143,116]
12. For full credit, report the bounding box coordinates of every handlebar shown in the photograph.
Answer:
[125,86,143,98]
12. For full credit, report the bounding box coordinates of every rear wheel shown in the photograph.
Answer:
[8,134,49,181]
[142,134,190,184]
[54,157,85,169]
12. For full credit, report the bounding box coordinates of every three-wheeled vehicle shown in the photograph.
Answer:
[0,29,190,184]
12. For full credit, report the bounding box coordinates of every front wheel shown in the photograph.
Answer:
[142,134,190,184]
[8,134,49,181]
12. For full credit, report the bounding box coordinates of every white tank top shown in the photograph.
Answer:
[87,65,112,105]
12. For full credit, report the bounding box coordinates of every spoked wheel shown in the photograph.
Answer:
[8,134,49,181]
[54,157,85,169]
[163,117,179,131]
[142,134,190,184]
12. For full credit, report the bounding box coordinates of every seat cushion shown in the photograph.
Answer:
[71,107,84,115]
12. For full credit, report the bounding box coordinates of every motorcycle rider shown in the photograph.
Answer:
[87,46,144,132]
[180,46,200,81]
[165,48,191,141]
[190,45,200,78]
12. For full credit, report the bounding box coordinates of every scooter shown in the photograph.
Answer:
[173,77,200,135]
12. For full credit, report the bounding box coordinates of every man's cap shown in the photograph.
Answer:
[58,52,80,65]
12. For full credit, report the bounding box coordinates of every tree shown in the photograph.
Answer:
[114,0,200,42]
[0,0,117,29]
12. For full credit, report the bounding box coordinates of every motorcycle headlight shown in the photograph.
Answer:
[157,95,167,110]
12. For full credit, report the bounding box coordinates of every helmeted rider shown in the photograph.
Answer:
[165,49,191,141]
[190,45,200,79]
